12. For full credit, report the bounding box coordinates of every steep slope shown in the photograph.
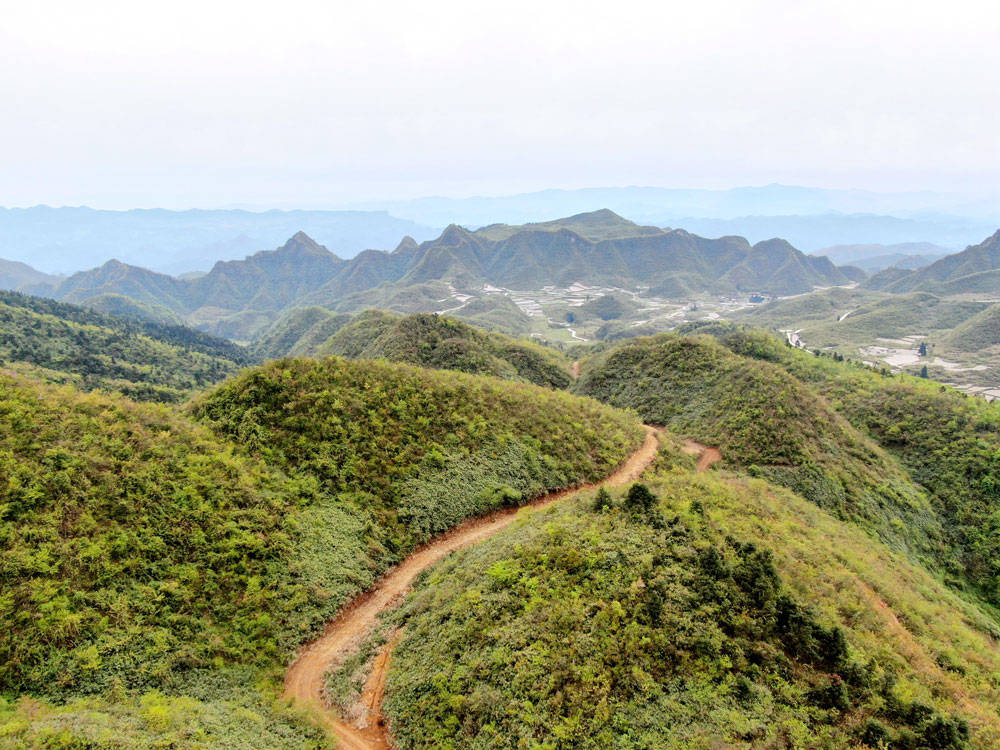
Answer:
[384,470,992,749]
[186,232,346,320]
[56,258,189,311]
[721,238,850,294]
[81,292,184,325]
[1,357,641,743]
[309,311,572,388]
[0,258,63,295]
[574,333,940,559]
[46,212,855,341]
[251,306,354,361]
[0,290,249,401]
[0,373,298,696]
[53,233,348,340]
[866,230,1000,293]
[685,323,1000,609]
[316,214,848,300]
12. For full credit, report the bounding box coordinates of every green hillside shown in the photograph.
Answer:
[737,289,986,352]
[0,356,641,743]
[449,294,532,336]
[865,230,1000,294]
[81,292,185,326]
[250,309,571,388]
[383,469,996,749]
[0,290,250,402]
[940,302,1000,352]
[573,333,939,560]
[10,292,1000,749]
[576,293,640,321]
[312,311,572,388]
[684,323,1000,608]
[250,306,354,361]
[0,359,639,696]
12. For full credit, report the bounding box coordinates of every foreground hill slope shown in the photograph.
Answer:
[384,469,994,749]
[1,358,642,744]
[1,359,640,698]
[0,290,250,401]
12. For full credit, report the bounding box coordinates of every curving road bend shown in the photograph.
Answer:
[284,426,674,749]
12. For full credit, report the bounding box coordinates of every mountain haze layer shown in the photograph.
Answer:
[0,206,438,274]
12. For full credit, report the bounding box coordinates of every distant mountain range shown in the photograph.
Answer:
[0,206,439,275]
[7,186,999,278]
[811,242,948,273]
[357,184,1000,224]
[356,184,1000,251]
[866,230,1000,294]
[15,210,858,340]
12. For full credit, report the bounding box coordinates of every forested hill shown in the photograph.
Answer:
[253,309,572,388]
[576,322,1000,613]
[0,290,250,401]
[32,210,856,340]
[0,357,641,744]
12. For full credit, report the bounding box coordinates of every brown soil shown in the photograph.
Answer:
[682,439,723,472]
[570,360,580,379]
[283,425,662,749]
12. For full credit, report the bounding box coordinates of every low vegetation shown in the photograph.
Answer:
[385,473,989,748]
[573,333,940,560]
[258,310,573,389]
[1,354,641,748]
[691,323,1000,610]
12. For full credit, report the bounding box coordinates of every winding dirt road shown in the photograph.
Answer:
[283,425,663,749]
[683,439,723,472]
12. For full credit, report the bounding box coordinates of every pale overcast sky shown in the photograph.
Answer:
[3,0,999,208]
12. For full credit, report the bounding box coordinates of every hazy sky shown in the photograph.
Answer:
[3,0,999,208]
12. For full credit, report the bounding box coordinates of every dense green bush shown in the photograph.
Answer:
[384,483,969,749]
[1,356,641,700]
[310,310,573,388]
[695,322,1000,609]
[573,333,940,560]
[190,356,639,548]
[0,689,324,749]
[0,291,248,402]
[0,374,297,695]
